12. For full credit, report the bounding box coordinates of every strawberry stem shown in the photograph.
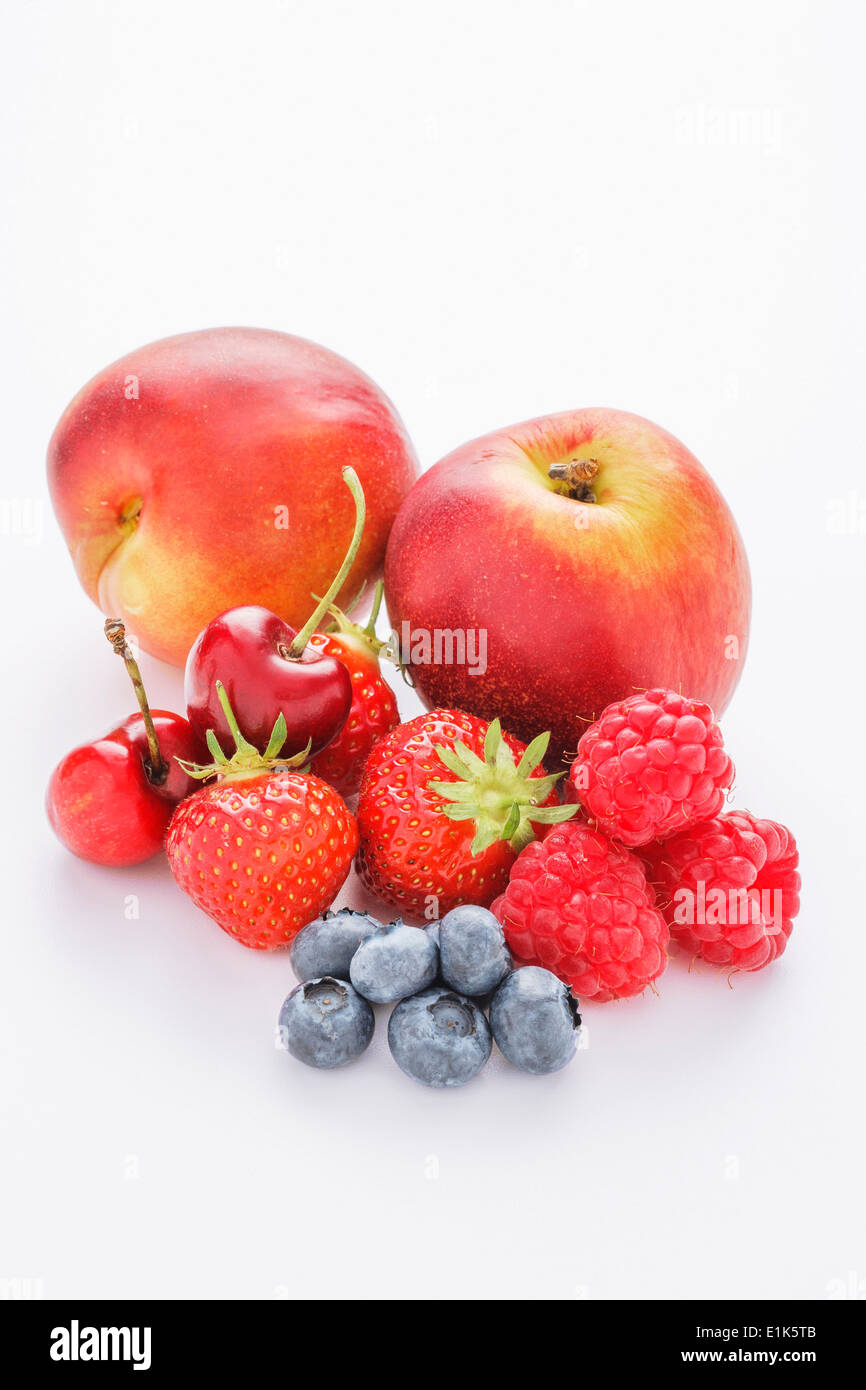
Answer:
[363,578,385,637]
[176,684,303,783]
[288,468,366,658]
[315,579,389,661]
[104,618,166,783]
[428,718,579,856]
[215,679,260,757]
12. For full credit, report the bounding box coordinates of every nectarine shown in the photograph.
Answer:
[48,327,418,666]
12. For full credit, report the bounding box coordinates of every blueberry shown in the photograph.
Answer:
[290,908,382,982]
[438,904,512,997]
[489,967,581,1075]
[388,987,491,1087]
[424,922,440,952]
[278,977,374,1069]
[349,919,439,1003]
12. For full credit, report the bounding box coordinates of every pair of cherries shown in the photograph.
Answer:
[48,469,367,866]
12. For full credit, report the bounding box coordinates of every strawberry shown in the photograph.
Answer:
[308,581,399,798]
[356,708,578,919]
[166,683,358,950]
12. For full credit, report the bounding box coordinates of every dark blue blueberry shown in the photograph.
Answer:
[489,967,580,1075]
[349,919,439,1003]
[290,908,382,982]
[388,987,491,1087]
[439,904,512,997]
[278,977,374,1069]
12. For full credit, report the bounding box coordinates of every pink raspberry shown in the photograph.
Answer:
[491,821,669,1002]
[644,810,800,972]
[567,688,734,847]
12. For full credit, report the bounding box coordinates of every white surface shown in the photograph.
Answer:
[1,0,864,1301]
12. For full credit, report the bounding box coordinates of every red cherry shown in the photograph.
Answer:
[185,605,352,760]
[184,467,367,760]
[47,710,198,866]
[47,618,198,866]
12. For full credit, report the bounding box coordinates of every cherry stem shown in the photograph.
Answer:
[363,578,385,636]
[104,618,167,782]
[286,469,364,658]
[288,467,366,659]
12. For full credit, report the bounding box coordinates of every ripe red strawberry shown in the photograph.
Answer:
[166,683,357,949]
[308,583,399,798]
[491,821,669,1002]
[644,810,800,972]
[567,688,734,847]
[356,708,577,918]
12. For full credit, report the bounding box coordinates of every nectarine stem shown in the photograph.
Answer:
[104,618,167,783]
[288,467,366,658]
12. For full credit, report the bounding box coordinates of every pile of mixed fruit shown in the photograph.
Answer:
[47,469,801,1089]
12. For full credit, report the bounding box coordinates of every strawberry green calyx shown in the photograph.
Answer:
[176,680,311,783]
[320,578,389,661]
[428,720,578,856]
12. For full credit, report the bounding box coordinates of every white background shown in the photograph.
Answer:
[1,0,863,1301]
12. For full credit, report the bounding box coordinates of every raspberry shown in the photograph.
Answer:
[644,811,800,972]
[491,822,669,1002]
[567,688,734,847]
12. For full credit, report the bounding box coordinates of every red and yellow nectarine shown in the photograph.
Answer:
[48,327,418,666]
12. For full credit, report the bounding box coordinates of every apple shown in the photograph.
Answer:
[384,407,750,761]
[47,327,418,667]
